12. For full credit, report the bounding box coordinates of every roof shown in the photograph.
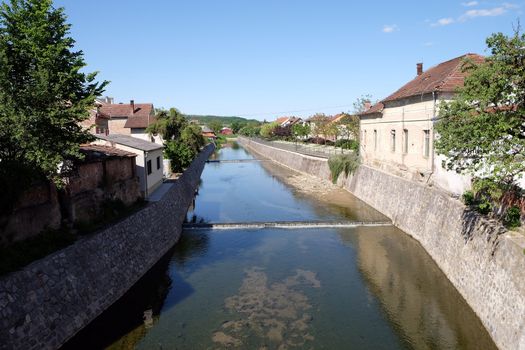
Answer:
[201,125,213,133]
[383,53,484,102]
[96,134,163,152]
[203,132,216,138]
[79,144,137,161]
[359,102,384,116]
[275,117,289,124]
[99,103,156,129]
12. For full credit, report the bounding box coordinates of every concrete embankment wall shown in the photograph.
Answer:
[239,137,525,350]
[0,144,214,350]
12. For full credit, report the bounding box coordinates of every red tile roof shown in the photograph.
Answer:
[275,117,289,124]
[383,53,484,102]
[99,103,156,129]
[359,102,384,116]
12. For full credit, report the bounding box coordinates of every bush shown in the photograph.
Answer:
[462,190,475,205]
[503,206,521,229]
[476,198,492,215]
[328,153,360,183]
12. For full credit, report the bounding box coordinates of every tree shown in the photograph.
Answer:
[352,94,374,114]
[208,120,223,134]
[230,121,245,134]
[291,123,310,142]
[147,107,186,140]
[181,124,206,153]
[337,113,360,141]
[260,122,278,139]
[0,0,106,213]
[434,28,525,186]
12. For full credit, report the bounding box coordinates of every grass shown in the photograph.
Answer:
[327,153,360,183]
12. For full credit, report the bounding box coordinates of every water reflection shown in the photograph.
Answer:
[61,249,175,350]
[341,226,497,350]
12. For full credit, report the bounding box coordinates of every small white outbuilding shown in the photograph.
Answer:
[95,134,164,198]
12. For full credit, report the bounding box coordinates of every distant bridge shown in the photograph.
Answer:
[183,220,393,230]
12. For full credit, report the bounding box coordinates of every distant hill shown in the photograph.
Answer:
[185,115,259,125]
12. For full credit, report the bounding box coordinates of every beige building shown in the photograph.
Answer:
[359,54,484,195]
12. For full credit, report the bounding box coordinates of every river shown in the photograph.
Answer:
[62,143,496,350]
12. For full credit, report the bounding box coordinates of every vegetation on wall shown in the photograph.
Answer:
[0,0,107,217]
[327,153,360,183]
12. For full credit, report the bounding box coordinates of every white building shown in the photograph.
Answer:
[95,134,164,198]
[359,53,485,195]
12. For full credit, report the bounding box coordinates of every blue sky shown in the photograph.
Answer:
[54,0,523,120]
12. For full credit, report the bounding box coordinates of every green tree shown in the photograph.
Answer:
[260,122,278,139]
[147,107,186,140]
[435,29,525,186]
[230,120,245,134]
[181,124,206,153]
[337,113,360,141]
[291,123,310,142]
[0,0,106,213]
[208,120,223,134]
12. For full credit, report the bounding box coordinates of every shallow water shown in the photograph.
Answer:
[63,145,497,350]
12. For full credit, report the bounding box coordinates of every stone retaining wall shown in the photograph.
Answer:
[0,144,214,350]
[239,137,525,350]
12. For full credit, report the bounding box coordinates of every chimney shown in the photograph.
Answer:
[130,100,135,115]
[364,101,372,111]
[417,63,423,76]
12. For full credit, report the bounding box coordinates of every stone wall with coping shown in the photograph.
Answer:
[0,144,214,350]
[239,137,525,350]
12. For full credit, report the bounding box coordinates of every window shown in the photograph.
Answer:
[374,130,378,151]
[147,160,152,175]
[390,129,396,152]
[403,129,408,154]
[157,156,161,170]
[423,130,430,157]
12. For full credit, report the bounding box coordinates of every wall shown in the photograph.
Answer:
[0,183,62,245]
[0,144,214,350]
[238,137,525,350]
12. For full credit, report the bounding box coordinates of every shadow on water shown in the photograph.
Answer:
[340,226,497,350]
[60,243,200,350]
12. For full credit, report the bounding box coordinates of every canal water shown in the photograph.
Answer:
[63,144,496,350]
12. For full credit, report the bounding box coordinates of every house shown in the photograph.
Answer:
[358,53,484,195]
[94,134,164,198]
[201,126,217,140]
[79,101,111,135]
[98,99,162,145]
[275,116,302,127]
[220,127,234,135]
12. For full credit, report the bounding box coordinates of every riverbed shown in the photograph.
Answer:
[62,144,496,350]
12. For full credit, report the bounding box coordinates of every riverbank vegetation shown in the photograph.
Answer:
[147,108,206,173]
[436,28,524,228]
[328,153,360,183]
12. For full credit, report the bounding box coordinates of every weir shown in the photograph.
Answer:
[183,220,393,230]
